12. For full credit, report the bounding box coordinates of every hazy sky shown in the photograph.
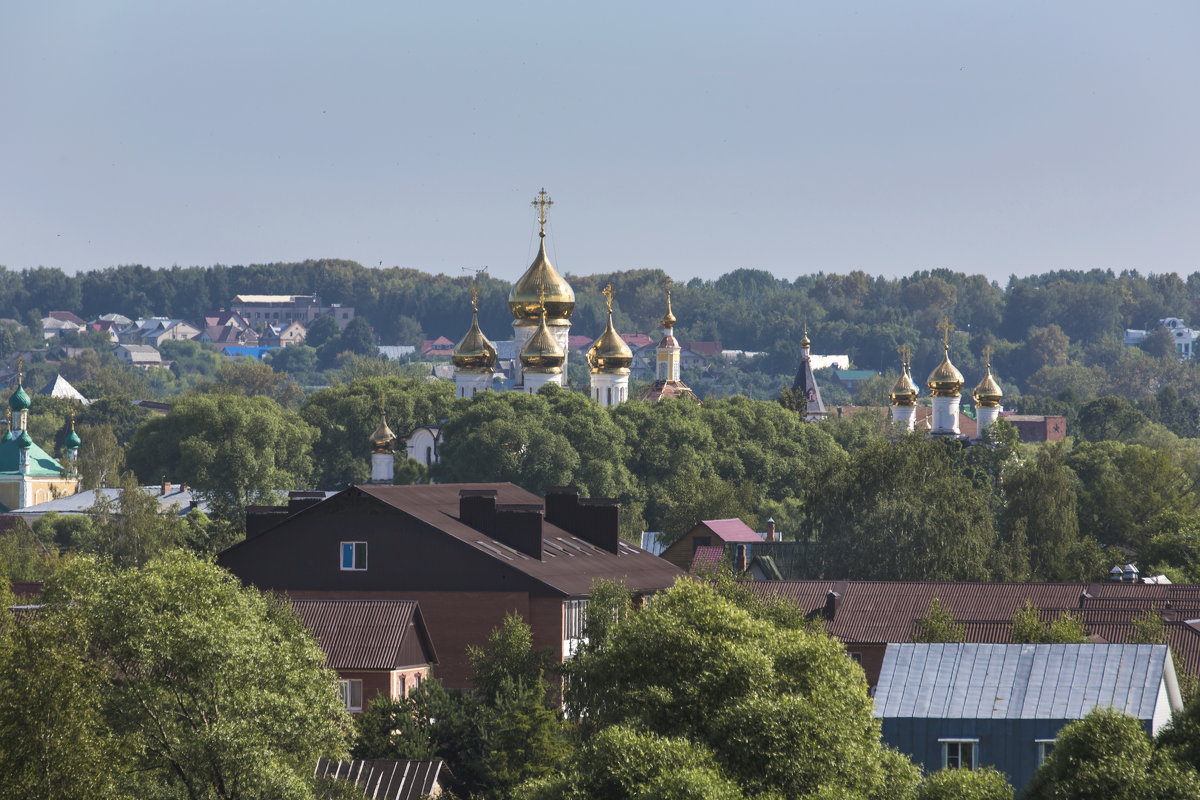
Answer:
[1,1,1197,285]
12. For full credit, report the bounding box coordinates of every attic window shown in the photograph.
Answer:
[340,542,367,571]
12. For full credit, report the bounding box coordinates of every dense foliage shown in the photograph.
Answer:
[0,552,352,800]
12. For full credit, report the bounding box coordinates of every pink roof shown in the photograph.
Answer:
[621,333,653,348]
[567,335,594,349]
[695,519,762,543]
[689,545,727,573]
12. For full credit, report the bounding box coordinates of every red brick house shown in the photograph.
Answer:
[750,579,1200,687]
[218,484,683,688]
[291,599,437,713]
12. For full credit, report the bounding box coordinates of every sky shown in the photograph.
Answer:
[1,1,1197,286]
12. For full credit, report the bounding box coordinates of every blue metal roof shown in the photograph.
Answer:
[874,643,1170,722]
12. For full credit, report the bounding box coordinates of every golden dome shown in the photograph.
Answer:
[974,359,1003,407]
[588,315,633,374]
[370,414,396,454]
[452,307,498,373]
[520,306,565,374]
[509,237,575,326]
[800,328,811,348]
[889,367,919,407]
[661,289,677,329]
[927,344,965,397]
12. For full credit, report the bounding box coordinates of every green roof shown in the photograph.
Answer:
[0,436,65,477]
[8,385,30,412]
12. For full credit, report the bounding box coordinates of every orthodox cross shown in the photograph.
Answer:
[982,344,994,369]
[897,343,913,370]
[602,283,615,314]
[461,266,487,312]
[937,317,954,349]
[531,188,553,237]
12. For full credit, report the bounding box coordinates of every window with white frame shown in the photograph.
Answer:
[340,541,367,571]
[940,739,978,770]
[563,598,589,658]
[339,679,363,712]
[1036,740,1055,765]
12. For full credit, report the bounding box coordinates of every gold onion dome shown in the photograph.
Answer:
[509,238,575,325]
[661,290,677,329]
[973,363,1004,408]
[800,328,811,348]
[889,367,919,407]
[452,310,498,373]
[927,344,965,397]
[370,414,396,454]
[588,288,633,374]
[520,306,565,374]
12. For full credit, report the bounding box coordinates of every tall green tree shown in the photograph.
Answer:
[127,394,316,522]
[554,578,922,800]
[1024,709,1200,800]
[809,435,993,581]
[0,552,352,800]
[999,445,1100,581]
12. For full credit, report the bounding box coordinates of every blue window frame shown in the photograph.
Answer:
[341,541,367,571]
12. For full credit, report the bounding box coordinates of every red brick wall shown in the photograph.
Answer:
[528,596,565,662]
[337,670,392,711]
[845,643,888,688]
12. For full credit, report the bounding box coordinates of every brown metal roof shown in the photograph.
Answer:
[354,483,684,597]
[291,599,436,670]
[314,759,450,800]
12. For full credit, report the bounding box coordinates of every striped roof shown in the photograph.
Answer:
[314,759,450,800]
[689,545,726,573]
[291,599,436,670]
[875,643,1175,721]
[747,579,1200,675]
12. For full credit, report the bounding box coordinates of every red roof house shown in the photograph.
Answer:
[661,519,762,571]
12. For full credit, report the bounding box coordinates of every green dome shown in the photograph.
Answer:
[65,428,82,449]
[17,431,33,449]
[8,385,30,412]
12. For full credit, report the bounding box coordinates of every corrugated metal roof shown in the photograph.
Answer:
[291,599,435,670]
[875,643,1170,721]
[314,758,449,800]
[689,545,726,573]
[696,519,762,543]
[745,580,1200,676]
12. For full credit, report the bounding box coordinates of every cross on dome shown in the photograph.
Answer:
[531,188,554,237]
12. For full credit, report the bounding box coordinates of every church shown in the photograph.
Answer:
[0,361,82,510]
[449,189,697,407]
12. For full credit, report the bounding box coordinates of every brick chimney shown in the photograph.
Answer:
[735,544,749,574]
[544,486,620,554]
[766,518,776,542]
[459,489,544,559]
[161,478,172,496]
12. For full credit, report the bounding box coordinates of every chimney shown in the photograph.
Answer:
[1123,563,1139,584]
[735,544,748,574]
[1078,591,1088,609]
[544,486,620,554]
[824,590,840,621]
[161,478,172,496]
[1110,566,1123,582]
[766,518,776,542]
[459,489,543,559]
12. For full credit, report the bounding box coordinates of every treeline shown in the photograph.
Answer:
[12,369,1200,587]
[7,261,1200,394]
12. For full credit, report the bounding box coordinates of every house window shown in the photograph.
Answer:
[692,536,711,551]
[940,739,978,770]
[340,541,367,571]
[1036,740,1055,765]
[339,679,363,712]
[399,674,407,697]
[849,652,862,664]
[564,599,588,640]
